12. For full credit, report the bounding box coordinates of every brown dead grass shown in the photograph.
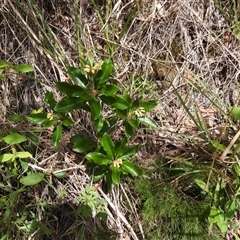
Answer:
[1,0,240,239]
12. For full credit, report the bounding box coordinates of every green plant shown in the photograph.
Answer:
[0,131,51,238]
[91,0,139,55]
[0,61,34,76]
[135,168,214,240]
[22,53,157,190]
[0,61,35,122]
[193,105,240,237]
[171,66,240,238]
[0,186,42,239]
[78,184,107,218]
[86,133,142,190]
[195,177,236,237]
[0,52,157,235]
[0,56,157,238]
[0,133,32,166]
[213,0,240,42]
[0,62,48,185]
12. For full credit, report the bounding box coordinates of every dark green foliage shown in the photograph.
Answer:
[134,159,221,240]
[135,177,213,240]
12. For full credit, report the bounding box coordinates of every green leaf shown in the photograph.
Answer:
[67,66,88,88]
[89,99,101,120]
[208,206,221,223]
[100,133,115,158]
[208,206,228,234]
[211,140,227,151]
[105,171,115,191]
[86,51,94,66]
[95,59,113,88]
[111,166,121,184]
[15,152,32,159]
[229,106,240,120]
[20,173,45,186]
[0,153,13,162]
[53,171,69,179]
[31,107,44,114]
[26,113,48,124]
[25,132,39,145]
[3,133,27,144]
[97,211,108,222]
[94,115,103,132]
[96,118,117,138]
[13,64,34,73]
[120,161,142,176]
[70,134,96,153]
[85,184,93,193]
[111,96,129,110]
[140,100,158,111]
[138,117,158,129]
[93,167,107,182]
[128,118,139,129]
[123,92,132,106]
[115,138,128,159]
[233,163,240,176]
[101,84,120,96]
[8,114,23,123]
[62,116,74,127]
[0,61,11,69]
[44,91,56,109]
[194,179,208,192]
[54,97,87,113]
[52,124,62,148]
[120,145,140,160]
[124,121,134,137]
[71,134,92,144]
[132,99,140,110]
[100,95,117,106]
[85,152,111,165]
[77,204,92,217]
[56,82,93,100]
[115,109,128,119]
[31,221,52,234]
[44,117,57,128]
[225,200,236,219]
[20,160,28,171]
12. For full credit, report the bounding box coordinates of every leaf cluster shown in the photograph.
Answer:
[13,56,157,190]
[78,184,107,217]
[192,106,240,236]
[1,56,158,192]
[0,57,158,238]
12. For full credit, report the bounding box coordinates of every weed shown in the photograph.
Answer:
[0,55,157,238]
[25,54,157,190]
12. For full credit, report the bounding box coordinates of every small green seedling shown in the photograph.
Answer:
[78,184,106,217]
[0,133,32,167]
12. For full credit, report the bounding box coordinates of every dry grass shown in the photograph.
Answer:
[1,0,240,239]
